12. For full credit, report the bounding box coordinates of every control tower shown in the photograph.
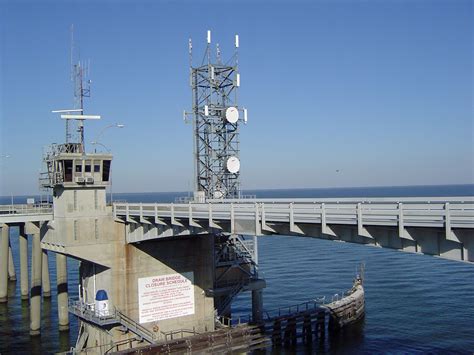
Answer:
[39,59,113,259]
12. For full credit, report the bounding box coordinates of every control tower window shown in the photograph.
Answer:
[102,160,111,182]
[64,160,73,182]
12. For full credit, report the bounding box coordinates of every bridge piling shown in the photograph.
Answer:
[8,240,16,281]
[28,222,43,336]
[56,253,69,331]
[42,250,51,298]
[0,224,9,302]
[252,289,263,322]
[19,224,29,300]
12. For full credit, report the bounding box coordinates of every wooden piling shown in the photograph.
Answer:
[302,313,312,344]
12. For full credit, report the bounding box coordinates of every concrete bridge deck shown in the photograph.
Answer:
[0,204,53,224]
[114,197,474,263]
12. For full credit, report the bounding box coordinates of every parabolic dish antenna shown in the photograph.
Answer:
[225,107,239,124]
[226,156,240,173]
[213,190,224,199]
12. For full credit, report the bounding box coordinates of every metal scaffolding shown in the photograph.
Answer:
[185,31,247,200]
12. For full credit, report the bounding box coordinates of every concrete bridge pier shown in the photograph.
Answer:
[252,289,263,322]
[0,224,9,303]
[19,224,29,300]
[8,240,16,281]
[27,221,43,336]
[42,250,51,298]
[56,253,69,331]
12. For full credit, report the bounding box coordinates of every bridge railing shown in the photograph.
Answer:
[113,197,474,230]
[0,203,53,216]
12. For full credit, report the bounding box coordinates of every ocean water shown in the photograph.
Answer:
[0,185,473,354]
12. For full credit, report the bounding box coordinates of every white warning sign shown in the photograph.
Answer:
[138,272,195,324]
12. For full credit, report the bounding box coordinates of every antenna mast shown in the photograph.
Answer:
[185,31,246,200]
[69,24,91,151]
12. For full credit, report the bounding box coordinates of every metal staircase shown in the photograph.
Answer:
[69,300,158,345]
[217,280,246,315]
[214,234,260,316]
[116,309,157,343]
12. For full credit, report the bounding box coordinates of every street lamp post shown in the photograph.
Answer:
[91,124,125,150]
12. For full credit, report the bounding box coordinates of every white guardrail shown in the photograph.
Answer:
[113,197,474,230]
[0,204,53,216]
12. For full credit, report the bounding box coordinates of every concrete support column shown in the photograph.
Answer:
[252,289,263,323]
[8,240,16,281]
[42,250,51,298]
[0,224,9,303]
[56,253,69,331]
[29,223,42,336]
[19,225,29,300]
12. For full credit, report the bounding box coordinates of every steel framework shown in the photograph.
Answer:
[186,31,245,200]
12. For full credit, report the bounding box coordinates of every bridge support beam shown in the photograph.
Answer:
[8,240,16,281]
[0,224,9,302]
[28,222,43,336]
[19,224,29,300]
[56,253,69,331]
[42,250,51,298]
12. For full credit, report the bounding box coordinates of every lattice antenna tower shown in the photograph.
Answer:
[185,31,248,200]
[68,24,92,148]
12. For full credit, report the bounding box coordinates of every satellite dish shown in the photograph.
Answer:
[225,107,239,124]
[226,156,240,173]
[213,190,224,199]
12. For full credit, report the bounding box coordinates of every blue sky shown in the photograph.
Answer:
[0,0,472,195]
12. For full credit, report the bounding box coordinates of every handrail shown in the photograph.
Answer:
[160,328,199,341]
[69,300,157,344]
[0,203,53,215]
[217,281,245,315]
[114,200,474,230]
[115,309,157,343]
[264,299,324,320]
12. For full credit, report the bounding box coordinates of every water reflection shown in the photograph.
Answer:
[327,317,365,353]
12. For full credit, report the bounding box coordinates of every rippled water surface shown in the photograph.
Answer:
[0,185,473,353]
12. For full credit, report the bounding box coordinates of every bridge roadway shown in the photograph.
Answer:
[0,204,53,224]
[114,197,474,263]
[1,198,473,263]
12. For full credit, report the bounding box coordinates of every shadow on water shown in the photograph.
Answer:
[7,280,16,298]
[58,330,72,353]
[42,297,52,333]
[0,302,12,342]
[20,299,30,335]
[327,317,365,353]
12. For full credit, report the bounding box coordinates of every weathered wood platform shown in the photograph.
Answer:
[109,324,269,354]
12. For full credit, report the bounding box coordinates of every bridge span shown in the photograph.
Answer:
[114,197,474,263]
